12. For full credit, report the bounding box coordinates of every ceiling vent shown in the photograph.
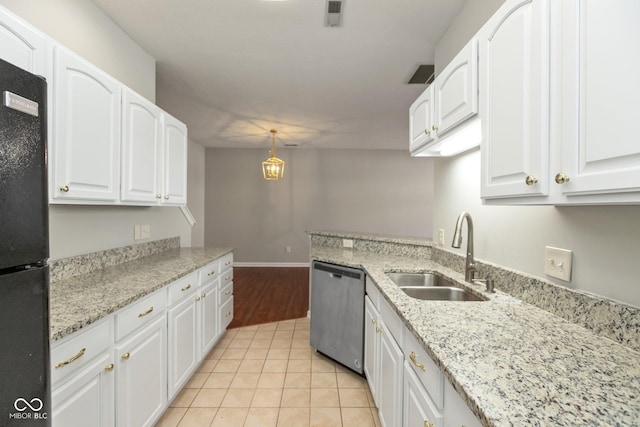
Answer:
[325,0,344,27]
[408,65,435,85]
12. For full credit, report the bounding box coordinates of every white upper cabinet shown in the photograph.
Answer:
[162,113,188,206]
[121,88,163,203]
[410,38,479,157]
[481,0,640,204]
[51,45,121,203]
[558,0,640,202]
[479,0,550,200]
[0,6,47,76]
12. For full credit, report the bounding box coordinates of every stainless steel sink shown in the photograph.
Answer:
[386,272,485,301]
[386,272,458,288]
[399,286,483,301]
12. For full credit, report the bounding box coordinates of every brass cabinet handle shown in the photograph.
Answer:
[555,173,570,184]
[432,124,438,131]
[105,363,114,372]
[224,275,232,281]
[225,290,232,296]
[181,284,192,292]
[59,185,69,192]
[137,307,154,317]
[55,348,86,369]
[410,352,426,372]
[424,421,435,427]
[525,175,538,186]
[121,352,130,360]
[225,311,231,318]
[207,270,216,276]
[224,261,232,266]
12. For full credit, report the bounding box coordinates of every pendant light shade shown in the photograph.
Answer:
[262,129,285,181]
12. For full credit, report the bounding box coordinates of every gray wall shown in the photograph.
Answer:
[1,0,199,259]
[433,0,640,308]
[205,148,434,264]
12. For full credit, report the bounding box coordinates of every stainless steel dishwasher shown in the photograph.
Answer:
[310,261,365,374]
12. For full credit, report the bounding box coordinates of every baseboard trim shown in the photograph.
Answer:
[233,262,311,268]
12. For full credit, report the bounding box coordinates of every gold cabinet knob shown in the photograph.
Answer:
[375,327,381,333]
[59,185,69,192]
[156,194,162,199]
[164,195,170,200]
[424,129,431,136]
[555,173,570,184]
[424,421,435,427]
[105,363,114,372]
[525,175,538,186]
[432,124,438,131]
[195,296,201,302]
[410,352,426,372]
[121,352,130,360]
[371,319,377,325]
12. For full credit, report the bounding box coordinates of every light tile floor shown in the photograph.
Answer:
[155,317,381,427]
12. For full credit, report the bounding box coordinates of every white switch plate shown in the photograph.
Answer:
[544,246,572,281]
[342,239,354,249]
[438,229,445,245]
[134,225,141,240]
[141,224,150,239]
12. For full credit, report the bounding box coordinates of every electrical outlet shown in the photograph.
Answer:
[141,224,150,239]
[544,246,573,281]
[438,229,445,245]
[285,246,291,253]
[134,225,141,240]
[342,239,354,249]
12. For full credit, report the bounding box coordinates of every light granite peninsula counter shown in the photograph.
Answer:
[309,231,640,427]
[49,237,233,341]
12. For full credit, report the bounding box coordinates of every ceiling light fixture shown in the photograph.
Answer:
[262,129,285,181]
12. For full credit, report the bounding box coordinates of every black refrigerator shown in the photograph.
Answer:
[0,58,51,426]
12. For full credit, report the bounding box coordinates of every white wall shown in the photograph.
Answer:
[205,148,434,263]
[433,0,640,308]
[188,139,206,247]
[1,0,198,259]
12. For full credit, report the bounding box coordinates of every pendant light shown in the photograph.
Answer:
[261,129,285,181]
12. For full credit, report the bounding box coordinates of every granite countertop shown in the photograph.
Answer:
[310,245,640,427]
[50,247,233,341]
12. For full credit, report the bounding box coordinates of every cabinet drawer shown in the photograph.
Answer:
[167,272,197,306]
[219,252,234,272]
[404,329,444,409]
[51,318,112,384]
[115,290,166,341]
[365,278,380,309]
[219,281,233,306]
[198,259,220,285]
[219,296,233,330]
[379,296,403,347]
[220,268,233,288]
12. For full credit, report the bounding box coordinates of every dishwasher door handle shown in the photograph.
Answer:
[329,273,343,279]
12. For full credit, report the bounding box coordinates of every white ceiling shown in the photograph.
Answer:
[92,0,466,150]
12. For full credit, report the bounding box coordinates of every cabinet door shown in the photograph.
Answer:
[403,362,443,427]
[364,296,380,407]
[52,352,115,427]
[199,280,219,356]
[167,296,198,400]
[409,86,435,153]
[559,0,640,200]
[0,6,47,76]
[121,89,162,203]
[480,0,550,199]
[115,317,166,427]
[434,38,478,138]
[162,113,187,205]
[52,46,121,202]
[378,324,403,427]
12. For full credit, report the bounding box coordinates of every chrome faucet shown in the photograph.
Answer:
[451,211,475,282]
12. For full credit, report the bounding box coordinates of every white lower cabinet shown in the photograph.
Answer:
[364,278,482,427]
[51,252,234,427]
[52,350,114,427]
[115,316,166,427]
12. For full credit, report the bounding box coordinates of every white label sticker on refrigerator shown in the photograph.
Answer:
[3,91,39,117]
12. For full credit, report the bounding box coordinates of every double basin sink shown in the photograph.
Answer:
[386,272,485,302]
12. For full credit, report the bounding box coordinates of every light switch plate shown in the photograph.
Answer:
[438,229,445,245]
[544,246,572,281]
[141,224,150,239]
[134,225,141,240]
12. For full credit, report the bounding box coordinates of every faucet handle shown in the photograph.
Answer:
[473,278,495,293]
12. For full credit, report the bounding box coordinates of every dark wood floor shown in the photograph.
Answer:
[228,267,310,329]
